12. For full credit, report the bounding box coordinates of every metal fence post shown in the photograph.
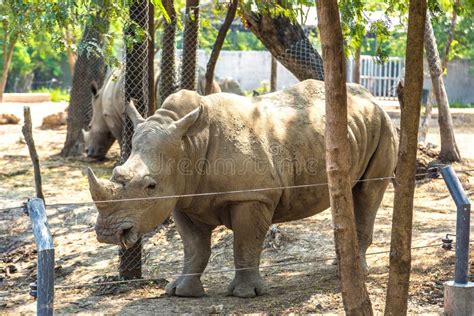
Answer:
[26,198,54,316]
[440,165,474,315]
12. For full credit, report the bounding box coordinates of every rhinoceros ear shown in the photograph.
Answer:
[91,81,99,97]
[125,100,145,128]
[170,105,203,137]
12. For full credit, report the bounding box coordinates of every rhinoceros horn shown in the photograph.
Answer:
[125,100,145,128]
[87,167,114,202]
[82,129,90,143]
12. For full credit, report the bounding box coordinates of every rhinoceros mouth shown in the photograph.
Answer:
[118,225,139,249]
[95,223,139,249]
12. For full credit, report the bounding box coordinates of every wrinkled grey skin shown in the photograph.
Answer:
[83,65,221,160]
[88,80,398,298]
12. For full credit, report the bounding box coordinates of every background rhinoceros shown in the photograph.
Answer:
[88,79,398,298]
[83,64,222,159]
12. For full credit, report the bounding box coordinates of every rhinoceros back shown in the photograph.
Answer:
[198,79,396,222]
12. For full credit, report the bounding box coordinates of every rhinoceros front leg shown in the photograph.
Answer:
[228,201,273,298]
[165,209,214,297]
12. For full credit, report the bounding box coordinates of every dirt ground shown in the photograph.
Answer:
[0,102,473,314]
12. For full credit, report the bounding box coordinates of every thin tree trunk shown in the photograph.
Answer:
[441,0,459,72]
[180,0,200,91]
[419,90,433,143]
[63,25,76,78]
[148,1,155,117]
[243,9,324,81]
[118,0,154,280]
[316,1,372,314]
[0,36,16,103]
[121,0,153,163]
[352,45,361,84]
[22,106,45,203]
[424,14,461,162]
[385,0,427,314]
[204,0,237,95]
[270,55,277,92]
[158,0,177,106]
[61,9,109,157]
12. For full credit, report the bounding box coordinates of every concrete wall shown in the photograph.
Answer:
[196,50,474,103]
[197,50,298,91]
[423,58,474,104]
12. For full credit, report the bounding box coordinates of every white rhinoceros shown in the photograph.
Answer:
[88,79,398,298]
[83,65,221,159]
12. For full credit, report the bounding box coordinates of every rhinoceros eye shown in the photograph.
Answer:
[143,176,157,191]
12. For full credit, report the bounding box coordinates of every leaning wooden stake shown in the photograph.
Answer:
[22,106,45,202]
[316,0,373,314]
[385,0,427,314]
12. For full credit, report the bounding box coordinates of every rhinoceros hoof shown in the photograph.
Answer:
[227,278,268,298]
[165,276,205,297]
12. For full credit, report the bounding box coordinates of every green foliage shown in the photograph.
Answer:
[450,101,474,108]
[2,0,474,95]
[431,3,474,63]
[34,87,70,102]
[189,2,265,51]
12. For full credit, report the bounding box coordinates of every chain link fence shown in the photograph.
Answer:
[117,0,153,279]
[276,37,325,82]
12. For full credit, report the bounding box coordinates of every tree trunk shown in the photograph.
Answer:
[441,0,459,72]
[180,0,199,91]
[352,45,361,84]
[270,55,277,92]
[0,36,16,103]
[60,18,108,157]
[424,14,461,162]
[147,2,155,117]
[316,1,373,314]
[63,25,76,78]
[384,0,427,314]
[204,0,237,95]
[419,90,433,143]
[119,0,155,280]
[158,0,177,106]
[243,10,324,81]
[120,0,153,163]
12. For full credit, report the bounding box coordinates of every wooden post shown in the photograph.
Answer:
[27,198,54,316]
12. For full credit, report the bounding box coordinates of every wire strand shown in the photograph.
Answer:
[54,243,443,290]
[1,168,472,213]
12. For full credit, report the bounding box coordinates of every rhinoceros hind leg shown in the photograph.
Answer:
[352,134,397,274]
[227,201,273,298]
[352,179,389,274]
[165,209,214,297]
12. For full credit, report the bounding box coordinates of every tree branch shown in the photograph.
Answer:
[22,107,45,202]
[205,0,237,95]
